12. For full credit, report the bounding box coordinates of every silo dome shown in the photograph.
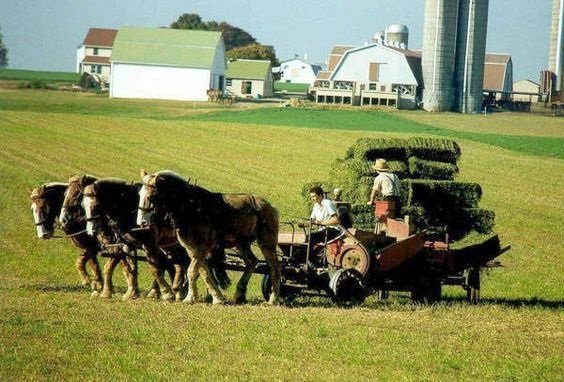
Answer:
[385,24,409,48]
[372,30,385,43]
[386,24,409,34]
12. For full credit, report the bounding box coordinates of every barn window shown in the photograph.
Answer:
[226,78,232,86]
[93,48,99,55]
[242,81,252,95]
[369,63,380,82]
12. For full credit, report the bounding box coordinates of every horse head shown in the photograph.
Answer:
[30,182,67,239]
[83,178,132,236]
[59,174,98,232]
[137,169,190,227]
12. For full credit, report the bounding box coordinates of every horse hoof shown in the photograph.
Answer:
[212,298,225,305]
[90,291,100,298]
[161,292,175,302]
[234,296,247,305]
[100,292,112,299]
[146,289,160,299]
[183,296,196,304]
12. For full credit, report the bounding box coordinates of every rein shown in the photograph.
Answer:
[50,229,88,239]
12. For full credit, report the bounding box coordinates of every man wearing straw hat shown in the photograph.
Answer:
[368,159,401,228]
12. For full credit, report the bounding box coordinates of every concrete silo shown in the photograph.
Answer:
[454,0,490,113]
[549,0,564,93]
[385,24,409,48]
[422,0,460,112]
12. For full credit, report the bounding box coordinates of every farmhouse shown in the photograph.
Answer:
[110,27,226,101]
[76,28,118,85]
[275,57,323,84]
[225,59,273,98]
[311,43,422,109]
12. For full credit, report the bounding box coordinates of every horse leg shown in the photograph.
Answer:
[75,254,90,287]
[183,256,200,304]
[86,251,103,296]
[171,248,189,301]
[100,256,119,298]
[121,253,140,301]
[146,279,161,300]
[197,256,225,305]
[260,244,281,305]
[145,248,174,301]
[234,245,258,304]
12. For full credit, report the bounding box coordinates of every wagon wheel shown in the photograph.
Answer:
[261,274,297,303]
[336,244,371,277]
[329,268,367,307]
[465,267,480,305]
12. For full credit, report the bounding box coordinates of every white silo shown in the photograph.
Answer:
[385,24,409,48]
[422,0,460,112]
[549,0,564,93]
[454,0,490,113]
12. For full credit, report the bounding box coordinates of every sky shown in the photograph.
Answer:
[0,0,555,82]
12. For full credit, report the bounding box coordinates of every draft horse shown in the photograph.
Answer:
[138,170,281,305]
[30,180,103,295]
[82,177,191,301]
[81,178,142,300]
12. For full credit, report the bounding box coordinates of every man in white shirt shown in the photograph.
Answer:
[306,186,342,250]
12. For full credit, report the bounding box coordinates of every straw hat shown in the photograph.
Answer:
[373,158,390,172]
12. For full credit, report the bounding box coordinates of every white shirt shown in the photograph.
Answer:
[311,199,339,228]
[372,172,400,197]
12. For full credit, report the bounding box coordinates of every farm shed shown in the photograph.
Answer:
[76,28,118,85]
[483,53,513,101]
[512,79,540,102]
[275,58,323,84]
[311,43,422,109]
[110,27,226,101]
[225,59,273,98]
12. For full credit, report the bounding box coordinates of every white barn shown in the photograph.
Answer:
[277,58,322,84]
[312,43,422,109]
[110,27,226,101]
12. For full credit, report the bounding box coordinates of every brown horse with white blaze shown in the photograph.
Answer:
[138,170,281,305]
[30,180,103,295]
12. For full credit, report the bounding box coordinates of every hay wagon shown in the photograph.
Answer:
[226,201,509,306]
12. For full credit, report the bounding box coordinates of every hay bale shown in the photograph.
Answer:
[408,157,459,180]
[406,137,461,164]
[407,180,482,209]
[345,138,408,161]
[350,204,375,230]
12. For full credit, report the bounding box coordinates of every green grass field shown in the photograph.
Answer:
[1,88,563,381]
[0,68,80,83]
[274,81,309,93]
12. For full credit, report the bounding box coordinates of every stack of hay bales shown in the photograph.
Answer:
[303,137,495,242]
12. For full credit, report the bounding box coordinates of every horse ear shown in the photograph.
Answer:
[27,187,34,195]
[140,169,148,178]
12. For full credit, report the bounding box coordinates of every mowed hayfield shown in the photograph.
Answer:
[1,86,563,381]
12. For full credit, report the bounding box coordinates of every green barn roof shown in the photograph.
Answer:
[226,60,272,80]
[111,27,223,69]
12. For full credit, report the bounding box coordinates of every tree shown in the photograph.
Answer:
[170,13,205,30]
[170,13,256,51]
[227,44,279,67]
[0,27,8,68]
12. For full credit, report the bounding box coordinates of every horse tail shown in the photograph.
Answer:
[208,246,231,290]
